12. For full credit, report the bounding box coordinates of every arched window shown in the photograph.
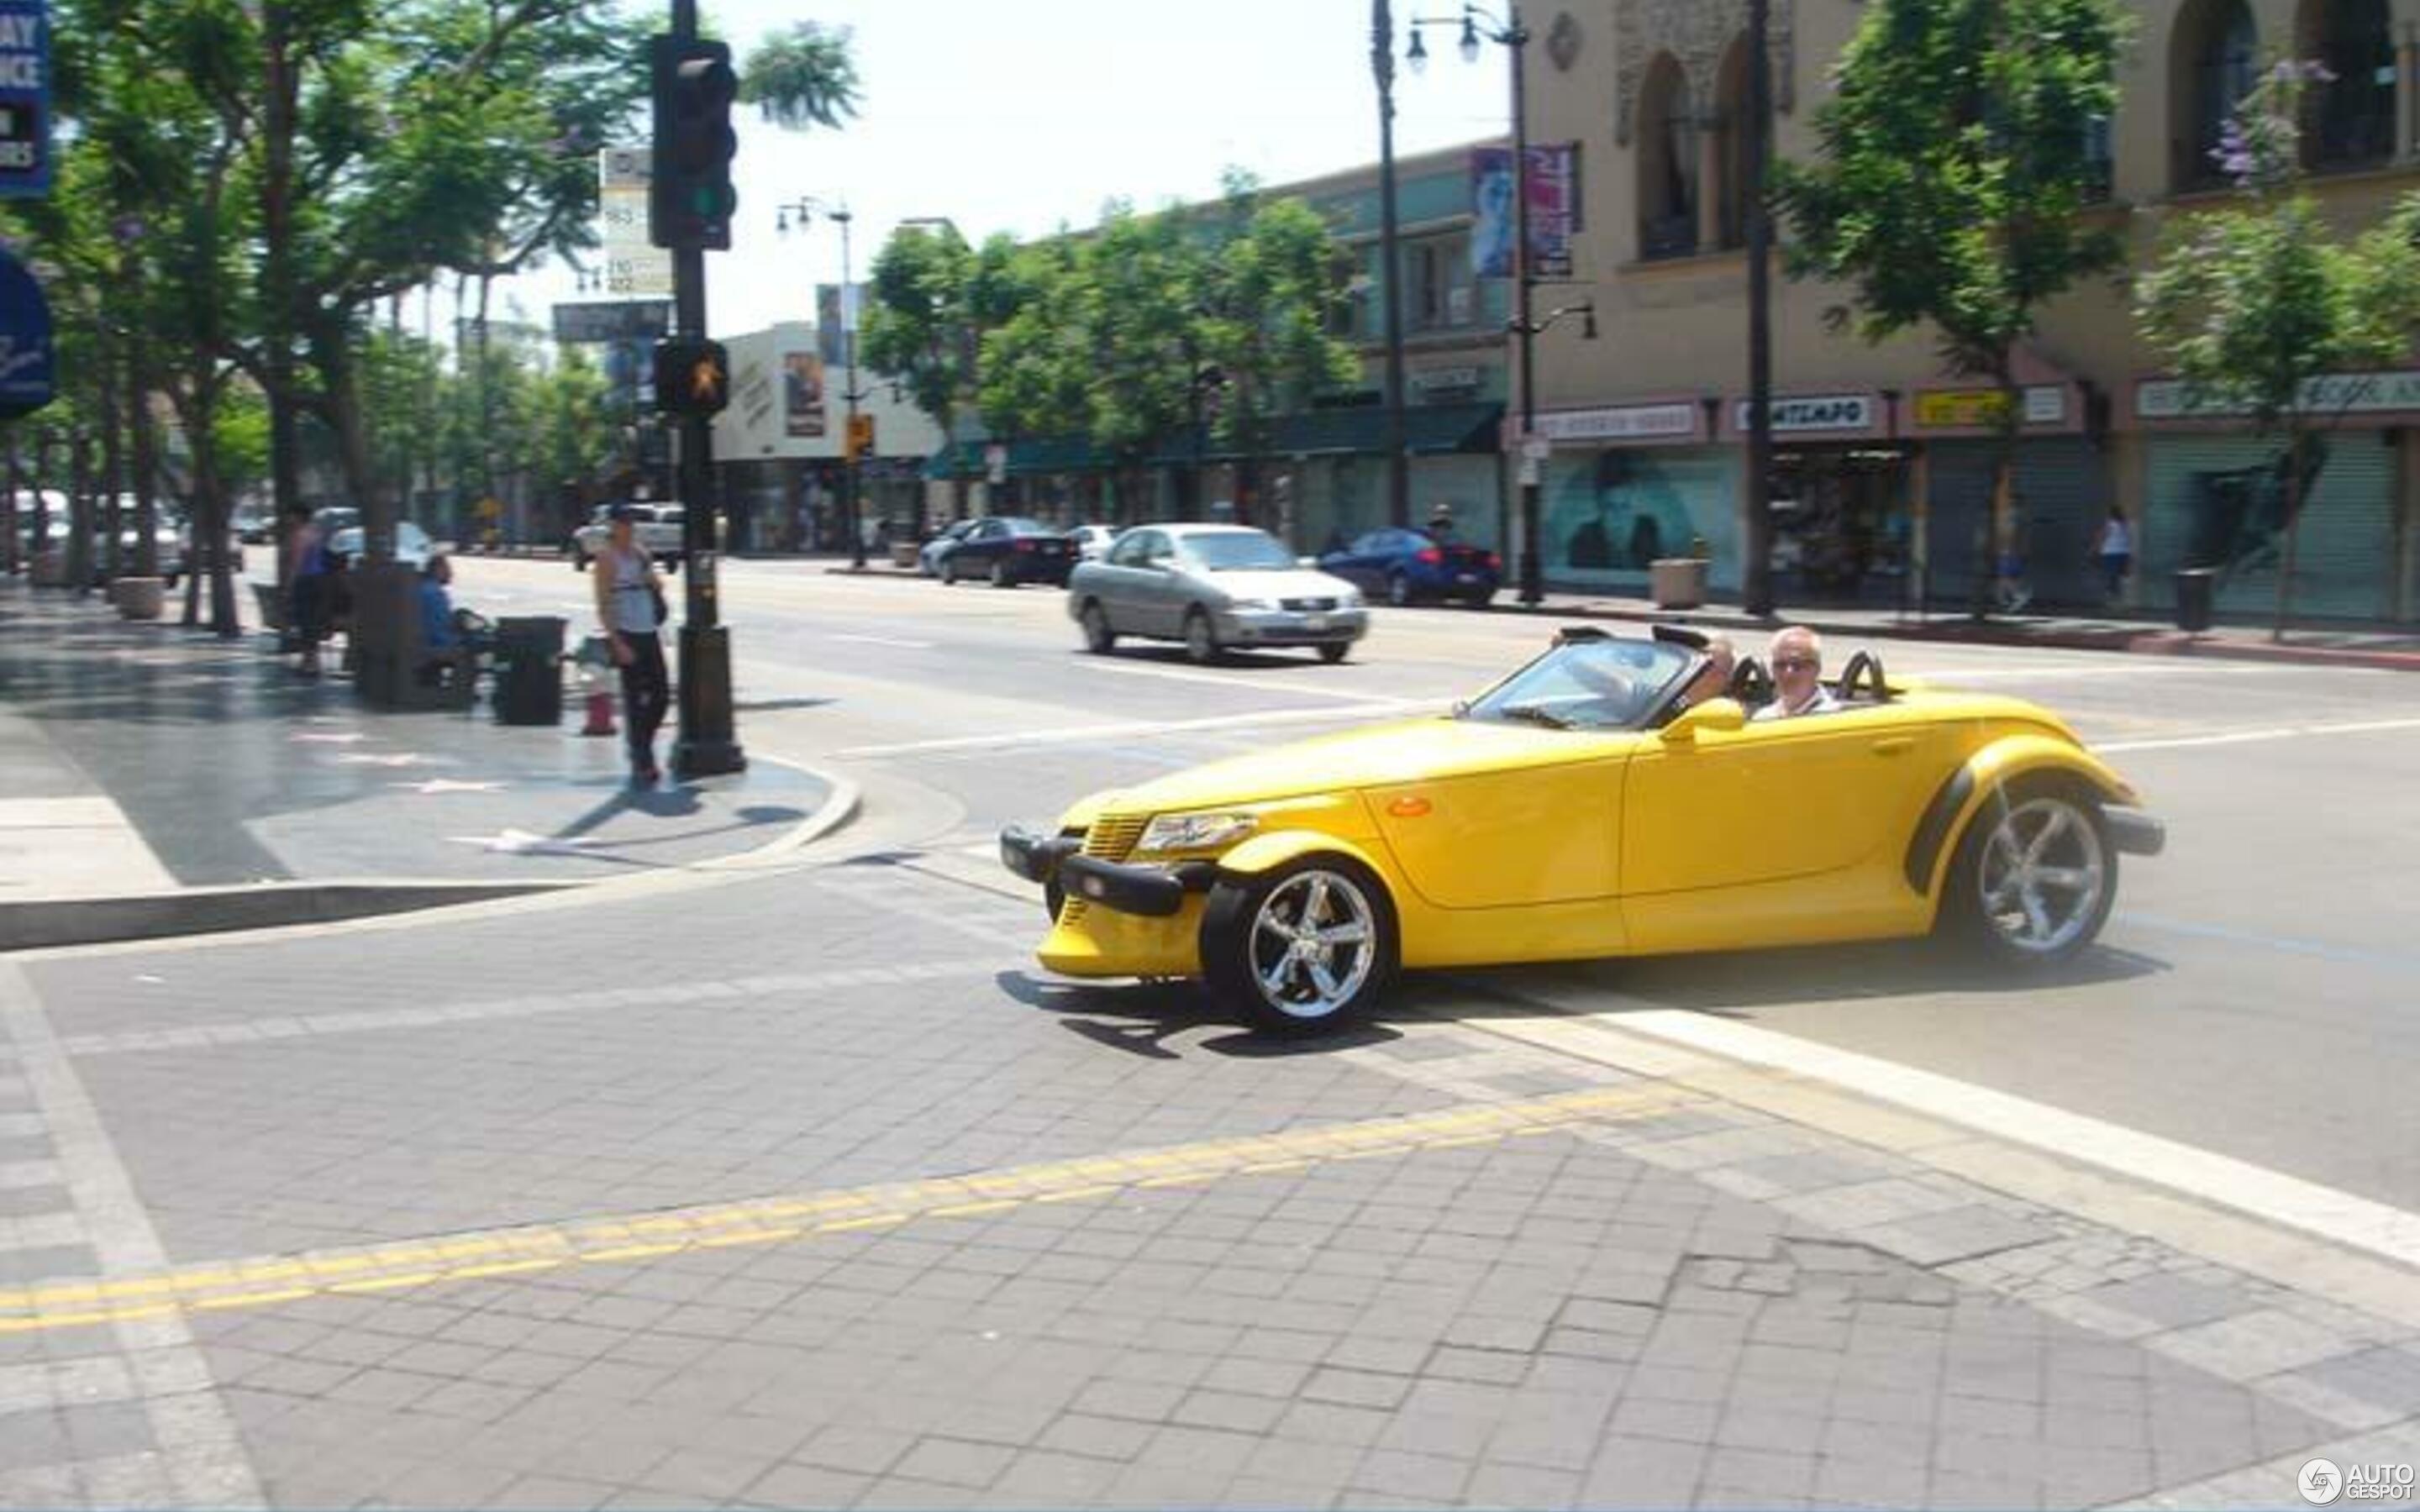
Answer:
[2173,0,2260,191]
[1712,37,1752,251]
[2305,0,2396,167]
[1638,54,1699,260]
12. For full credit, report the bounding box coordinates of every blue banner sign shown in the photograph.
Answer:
[0,247,55,417]
[0,3,45,199]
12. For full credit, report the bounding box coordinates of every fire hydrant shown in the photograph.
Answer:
[575,635,617,738]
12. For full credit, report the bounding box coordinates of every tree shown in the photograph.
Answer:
[865,225,983,527]
[1773,0,2128,614]
[2137,64,2420,640]
[739,22,860,131]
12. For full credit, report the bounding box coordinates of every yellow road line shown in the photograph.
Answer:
[0,1084,1693,1335]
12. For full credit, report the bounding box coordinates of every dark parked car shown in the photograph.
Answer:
[939,516,1076,587]
[1320,527,1501,607]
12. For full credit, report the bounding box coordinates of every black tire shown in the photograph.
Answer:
[941,555,960,586]
[1940,775,2118,968]
[162,573,179,591]
[990,558,1013,589]
[1079,601,1118,654]
[1183,607,1221,665]
[1386,572,1412,607]
[571,549,587,571]
[1201,853,1398,1036]
[1318,643,1351,664]
[1464,591,1496,610]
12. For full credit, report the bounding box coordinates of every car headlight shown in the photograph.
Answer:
[1134,811,1257,855]
[1338,589,1365,608]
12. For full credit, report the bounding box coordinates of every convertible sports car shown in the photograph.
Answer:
[1002,627,2165,1033]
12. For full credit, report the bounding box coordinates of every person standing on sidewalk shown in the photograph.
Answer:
[592,507,669,785]
[284,503,335,678]
[2095,506,2134,607]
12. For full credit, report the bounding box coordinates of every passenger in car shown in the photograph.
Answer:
[1676,634,1737,710]
[1753,627,1842,722]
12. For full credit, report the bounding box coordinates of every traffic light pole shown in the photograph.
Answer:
[668,0,744,779]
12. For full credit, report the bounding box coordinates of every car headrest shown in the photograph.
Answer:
[1651,624,1712,651]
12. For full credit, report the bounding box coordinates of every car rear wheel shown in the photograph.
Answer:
[571,549,588,572]
[1387,572,1412,607]
[1079,601,1118,654]
[1183,608,1221,665]
[1318,643,1351,664]
[1944,778,2116,966]
[991,559,1013,589]
[941,556,960,585]
[1202,856,1397,1036]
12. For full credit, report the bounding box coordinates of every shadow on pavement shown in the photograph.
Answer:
[995,969,1403,1059]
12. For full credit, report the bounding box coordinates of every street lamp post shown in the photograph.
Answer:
[777,197,865,569]
[1408,3,1544,604]
[1371,0,1413,531]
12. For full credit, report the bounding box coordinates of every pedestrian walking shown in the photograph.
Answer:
[2095,506,2134,606]
[284,502,334,678]
[592,506,670,785]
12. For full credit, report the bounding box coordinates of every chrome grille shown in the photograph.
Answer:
[1281,596,1339,612]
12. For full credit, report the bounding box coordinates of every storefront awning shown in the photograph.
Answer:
[923,402,1505,480]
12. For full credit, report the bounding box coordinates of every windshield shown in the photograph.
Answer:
[998,517,1048,534]
[1182,532,1296,572]
[1463,638,1696,732]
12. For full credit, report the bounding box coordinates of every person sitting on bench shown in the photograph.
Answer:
[416,554,491,685]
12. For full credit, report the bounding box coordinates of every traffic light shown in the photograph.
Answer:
[650,36,738,251]
[654,339,731,417]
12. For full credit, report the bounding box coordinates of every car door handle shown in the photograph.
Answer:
[1870,737,1915,757]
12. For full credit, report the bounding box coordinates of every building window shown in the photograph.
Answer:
[2174,0,2260,192]
[1407,233,1474,332]
[2307,0,2396,170]
[1712,37,1751,249]
[1638,53,1700,260]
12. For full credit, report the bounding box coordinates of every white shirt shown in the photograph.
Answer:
[1753,686,1842,722]
[603,546,660,635]
[2099,518,2133,557]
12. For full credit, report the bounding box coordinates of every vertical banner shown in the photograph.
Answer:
[816,285,844,367]
[783,351,827,438]
[0,1,49,199]
[597,145,674,297]
[1470,143,1579,281]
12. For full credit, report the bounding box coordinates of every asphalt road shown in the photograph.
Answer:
[462,554,2420,1216]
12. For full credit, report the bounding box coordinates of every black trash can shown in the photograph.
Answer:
[493,615,566,726]
[2174,569,2216,633]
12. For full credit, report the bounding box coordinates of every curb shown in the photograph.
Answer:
[0,879,578,954]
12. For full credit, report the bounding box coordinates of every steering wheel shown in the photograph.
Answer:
[1729,656,1775,708]
[1838,650,1891,704]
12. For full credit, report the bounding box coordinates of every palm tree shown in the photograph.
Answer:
[739,23,860,130]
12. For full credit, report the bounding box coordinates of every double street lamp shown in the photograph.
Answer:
[1400,1,1587,608]
[776,196,869,569]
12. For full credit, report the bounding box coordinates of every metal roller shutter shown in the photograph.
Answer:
[1922,439,2112,611]
[2144,434,2396,621]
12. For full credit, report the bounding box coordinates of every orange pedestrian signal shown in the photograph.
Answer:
[653,338,730,417]
[845,413,876,460]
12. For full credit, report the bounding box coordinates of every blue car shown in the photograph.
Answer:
[1318,528,1501,608]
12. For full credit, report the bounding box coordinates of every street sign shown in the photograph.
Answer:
[1521,435,1552,463]
[0,3,49,200]
[597,145,673,297]
[552,299,673,344]
[0,246,54,418]
[985,443,1008,485]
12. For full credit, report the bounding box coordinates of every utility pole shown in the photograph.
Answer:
[1743,0,1777,620]
[662,0,744,777]
[1507,5,1542,606]
[834,206,865,570]
[1372,0,1412,530]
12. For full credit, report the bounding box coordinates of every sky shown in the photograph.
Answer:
[482,0,1512,342]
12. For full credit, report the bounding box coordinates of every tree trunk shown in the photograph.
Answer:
[130,346,158,578]
[66,429,94,595]
[99,335,124,584]
[264,7,303,594]
[2,425,18,576]
[29,428,50,561]
[2274,428,2305,644]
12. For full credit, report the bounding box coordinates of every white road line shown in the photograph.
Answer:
[831,701,1427,759]
[2097,717,2420,754]
[1087,659,1407,700]
[1915,662,2298,680]
[830,633,937,650]
[1596,1007,2420,1273]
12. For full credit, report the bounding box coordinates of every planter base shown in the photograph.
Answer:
[1650,558,1709,611]
[111,577,166,620]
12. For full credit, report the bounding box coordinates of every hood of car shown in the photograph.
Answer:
[1194,568,1358,602]
[1097,715,1638,816]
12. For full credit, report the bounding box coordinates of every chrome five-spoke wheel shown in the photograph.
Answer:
[1203,857,1397,1033]
[1953,786,2114,964]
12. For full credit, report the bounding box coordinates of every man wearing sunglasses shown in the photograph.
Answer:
[1753,626,1842,722]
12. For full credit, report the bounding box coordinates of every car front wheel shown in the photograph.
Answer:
[991,559,1013,588]
[1079,601,1118,654]
[1318,643,1351,664]
[1943,778,2116,966]
[1183,608,1220,665]
[941,556,960,585]
[1202,856,1397,1035]
[1387,572,1412,607]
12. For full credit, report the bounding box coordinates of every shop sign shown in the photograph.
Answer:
[1413,366,1482,394]
[1913,386,2067,428]
[1736,394,1874,433]
[1537,402,1698,443]
[2137,370,2420,420]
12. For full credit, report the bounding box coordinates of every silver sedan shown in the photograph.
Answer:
[1067,523,1369,664]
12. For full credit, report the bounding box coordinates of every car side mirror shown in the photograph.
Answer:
[1662,697,1748,745]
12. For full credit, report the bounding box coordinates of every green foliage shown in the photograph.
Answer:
[2136,68,2420,433]
[740,22,860,131]
[1773,0,2128,386]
